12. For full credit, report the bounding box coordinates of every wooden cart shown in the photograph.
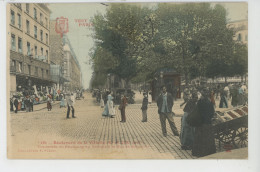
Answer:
[213,105,248,149]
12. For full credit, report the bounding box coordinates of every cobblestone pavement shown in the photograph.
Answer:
[8,92,233,159]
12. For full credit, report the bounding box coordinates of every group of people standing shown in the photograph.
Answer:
[101,91,128,123]
[180,88,216,157]
[141,86,216,157]
[10,95,35,113]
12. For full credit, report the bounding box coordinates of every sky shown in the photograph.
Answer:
[49,2,247,89]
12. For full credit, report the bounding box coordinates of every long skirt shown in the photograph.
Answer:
[60,99,65,107]
[180,112,195,148]
[47,101,52,110]
[102,103,109,116]
[192,124,216,157]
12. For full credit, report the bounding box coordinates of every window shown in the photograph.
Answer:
[11,34,16,51]
[18,62,22,73]
[27,42,31,55]
[34,46,37,56]
[45,17,48,28]
[26,20,30,34]
[28,65,31,75]
[41,68,44,78]
[17,13,21,29]
[40,30,43,41]
[41,47,43,55]
[40,13,43,24]
[11,10,15,25]
[46,33,48,44]
[26,4,29,13]
[238,33,242,42]
[35,66,38,76]
[34,26,37,38]
[46,50,48,59]
[12,60,15,66]
[11,60,16,72]
[34,8,37,20]
[18,37,22,53]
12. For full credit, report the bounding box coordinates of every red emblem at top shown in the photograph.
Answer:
[55,17,69,37]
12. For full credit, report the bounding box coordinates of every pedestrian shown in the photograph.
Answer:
[30,96,34,112]
[107,93,115,118]
[210,90,216,109]
[219,89,228,108]
[102,91,115,118]
[60,94,65,108]
[67,93,76,118]
[180,87,190,108]
[25,96,30,112]
[100,94,104,108]
[47,95,52,111]
[238,84,245,105]
[10,97,14,111]
[148,91,152,104]
[14,96,18,113]
[180,92,197,150]
[20,98,24,111]
[141,92,148,122]
[224,84,230,100]
[230,85,239,107]
[119,94,127,122]
[157,86,179,137]
[192,88,216,157]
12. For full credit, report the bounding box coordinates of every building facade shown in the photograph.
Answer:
[49,20,68,91]
[62,35,81,91]
[227,19,248,45]
[8,3,53,94]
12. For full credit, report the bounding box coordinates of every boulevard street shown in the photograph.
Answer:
[8,91,232,159]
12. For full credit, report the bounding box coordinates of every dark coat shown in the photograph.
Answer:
[157,92,174,113]
[141,97,148,111]
[183,99,197,113]
[197,98,215,124]
[14,99,18,107]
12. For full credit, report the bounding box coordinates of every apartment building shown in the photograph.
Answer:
[63,35,81,91]
[8,3,53,93]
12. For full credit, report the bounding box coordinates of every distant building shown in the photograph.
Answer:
[63,35,81,91]
[227,19,248,45]
[8,3,53,94]
[49,20,68,91]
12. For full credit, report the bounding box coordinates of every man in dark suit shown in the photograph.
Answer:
[157,86,179,137]
[141,92,148,122]
[14,97,18,113]
[119,94,127,123]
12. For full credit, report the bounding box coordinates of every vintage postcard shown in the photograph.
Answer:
[7,2,248,159]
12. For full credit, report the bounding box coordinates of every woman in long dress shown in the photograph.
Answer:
[102,92,115,118]
[180,92,197,150]
[192,89,216,157]
[100,94,104,108]
[60,95,65,108]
